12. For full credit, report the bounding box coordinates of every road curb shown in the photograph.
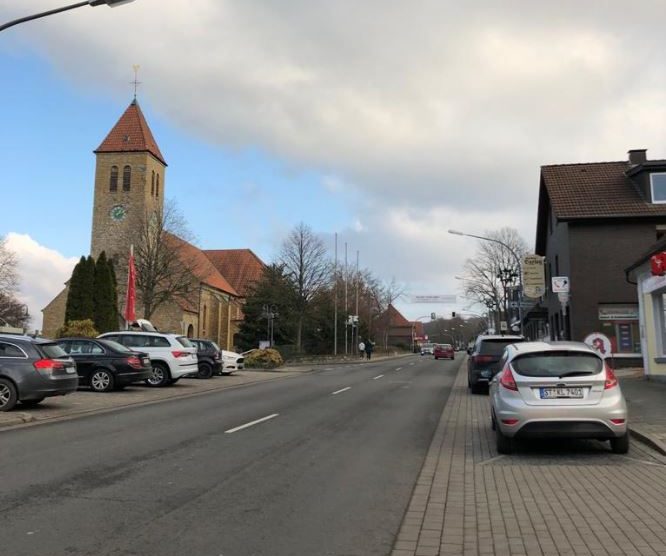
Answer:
[629,425,666,456]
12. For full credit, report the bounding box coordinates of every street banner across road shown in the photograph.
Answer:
[410,295,457,304]
[522,255,545,298]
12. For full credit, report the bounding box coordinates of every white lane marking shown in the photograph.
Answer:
[225,413,279,434]
[395,367,403,371]
[373,374,384,380]
[332,386,351,395]
[410,363,415,366]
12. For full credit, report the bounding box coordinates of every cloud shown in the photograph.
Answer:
[5,233,77,330]
[5,0,666,312]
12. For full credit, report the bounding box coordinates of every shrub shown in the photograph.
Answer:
[245,348,284,369]
[56,319,99,339]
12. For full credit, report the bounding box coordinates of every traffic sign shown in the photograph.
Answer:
[551,276,570,293]
[500,321,508,332]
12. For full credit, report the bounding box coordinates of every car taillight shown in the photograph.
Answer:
[499,366,518,391]
[33,359,65,373]
[610,418,625,425]
[604,364,618,390]
[473,355,493,365]
[172,351,190,358]
[501,418,519,425]
[126,356,143,369]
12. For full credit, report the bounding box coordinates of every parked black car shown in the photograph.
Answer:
[57,337,152,392]
[468,335,525,394]
[190,339,222,379]
[0,334,78,411]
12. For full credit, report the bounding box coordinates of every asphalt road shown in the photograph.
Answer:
[0,354,459,556]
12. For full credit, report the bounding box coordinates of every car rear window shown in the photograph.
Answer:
[39,343,69,359]
[176,336,193,348]
[511,351,603,377]
[479,339,523,356]
[440,344,452,349]
[101,340,133,353]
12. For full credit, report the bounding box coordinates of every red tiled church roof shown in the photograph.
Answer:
[94,100,167,165]
[203,249,265,297]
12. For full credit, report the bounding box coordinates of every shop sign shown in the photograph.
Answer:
[598,305,639,321]
[522,255,545,298]
[583,332,612,358]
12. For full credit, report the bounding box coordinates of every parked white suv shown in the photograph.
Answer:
[98,331,198,387]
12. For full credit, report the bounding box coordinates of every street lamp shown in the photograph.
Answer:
[449,229,524,335]
[1,0,136,33]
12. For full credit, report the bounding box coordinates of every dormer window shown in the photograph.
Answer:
[650,173,666,204]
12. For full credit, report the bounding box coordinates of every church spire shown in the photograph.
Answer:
[94,100,167,166]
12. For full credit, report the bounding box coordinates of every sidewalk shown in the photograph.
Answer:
[392,360,666,556]
[617,368,666,455]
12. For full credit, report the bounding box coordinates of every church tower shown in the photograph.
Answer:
[90,99,167,262]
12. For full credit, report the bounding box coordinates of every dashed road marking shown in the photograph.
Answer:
[373,374,384,380]
[225,414,279,434]
[332,387,351,395]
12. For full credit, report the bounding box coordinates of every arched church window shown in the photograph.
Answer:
[123,165,131,192]
[156,174,160,197]
[202,304,208,335]
[151,170,155,196]
[109,166,118,192]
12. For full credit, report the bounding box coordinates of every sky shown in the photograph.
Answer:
[2,0,666,329]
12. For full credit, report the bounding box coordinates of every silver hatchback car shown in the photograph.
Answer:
[489,341,628,454]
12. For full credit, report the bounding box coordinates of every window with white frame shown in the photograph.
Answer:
[650,173,666,203]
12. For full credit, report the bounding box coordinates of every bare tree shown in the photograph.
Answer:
[459,227,528,330]
[280,223,331,352]
[0,236,18,297]
[119,200,202,320]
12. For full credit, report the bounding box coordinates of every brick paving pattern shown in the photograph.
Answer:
[392,363,666,556]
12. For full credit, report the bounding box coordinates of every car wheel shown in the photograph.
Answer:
[145,362,171,387]
[496,426,513,454]
[610,433,630,454]
[90,369,114,393]
[0,378,18,412]
[20,398,45,407]
[197,362,213,379]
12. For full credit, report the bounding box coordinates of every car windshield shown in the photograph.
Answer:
[176,336,193,348]
[511,351,603,377]
[101,340,133,353]
[479,339,523,356]
[39,343,69,359]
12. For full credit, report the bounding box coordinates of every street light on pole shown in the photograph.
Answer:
[449,229,524,336]
[1,0,137,33]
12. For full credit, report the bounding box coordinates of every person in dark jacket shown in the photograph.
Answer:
[365,339,374,360]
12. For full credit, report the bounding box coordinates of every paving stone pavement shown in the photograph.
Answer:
[392,361,666,556]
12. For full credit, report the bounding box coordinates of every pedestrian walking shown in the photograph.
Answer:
[358,341,365,359]
[365,339,374,360]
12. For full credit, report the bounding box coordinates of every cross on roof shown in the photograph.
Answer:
[131,64,142,100]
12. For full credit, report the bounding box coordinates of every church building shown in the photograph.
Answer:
[42,99,265,349]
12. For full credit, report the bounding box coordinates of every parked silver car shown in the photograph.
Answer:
[489,341,628,454]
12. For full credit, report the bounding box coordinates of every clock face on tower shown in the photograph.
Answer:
[110,205,127,222]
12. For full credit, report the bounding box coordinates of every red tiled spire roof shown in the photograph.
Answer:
[94,99,167,165]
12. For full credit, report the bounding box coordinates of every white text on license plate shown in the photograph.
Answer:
[540,387,583,399]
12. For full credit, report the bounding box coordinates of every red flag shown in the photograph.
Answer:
[124,247,136,324]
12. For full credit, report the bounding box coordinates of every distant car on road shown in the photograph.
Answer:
[56,337,152,392]
[0,334,78,411]
[468,335,525,393]
[189,339,223,378]
[489,341,629,454]
[420,343,435,356]
[434,344,455,360]
[98,331,198,387]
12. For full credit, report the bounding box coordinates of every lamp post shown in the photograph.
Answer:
[449,229,524,336]
[1,0,136,33]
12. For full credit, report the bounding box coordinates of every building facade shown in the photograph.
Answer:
[535,149,666,363]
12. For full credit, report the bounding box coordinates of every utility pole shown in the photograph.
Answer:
[344,242,348,355]
[355,250,360,355]
[334,233,338,355]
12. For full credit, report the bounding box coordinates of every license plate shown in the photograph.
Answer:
[540,387,583,399]
[480,370,491,378]
[66,366,76,374]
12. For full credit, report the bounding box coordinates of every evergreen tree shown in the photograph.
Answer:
[93,251,117,333]
[81,256,96,319]
[64,256,87,323]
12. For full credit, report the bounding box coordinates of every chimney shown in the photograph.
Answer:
[628,149,647,165]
